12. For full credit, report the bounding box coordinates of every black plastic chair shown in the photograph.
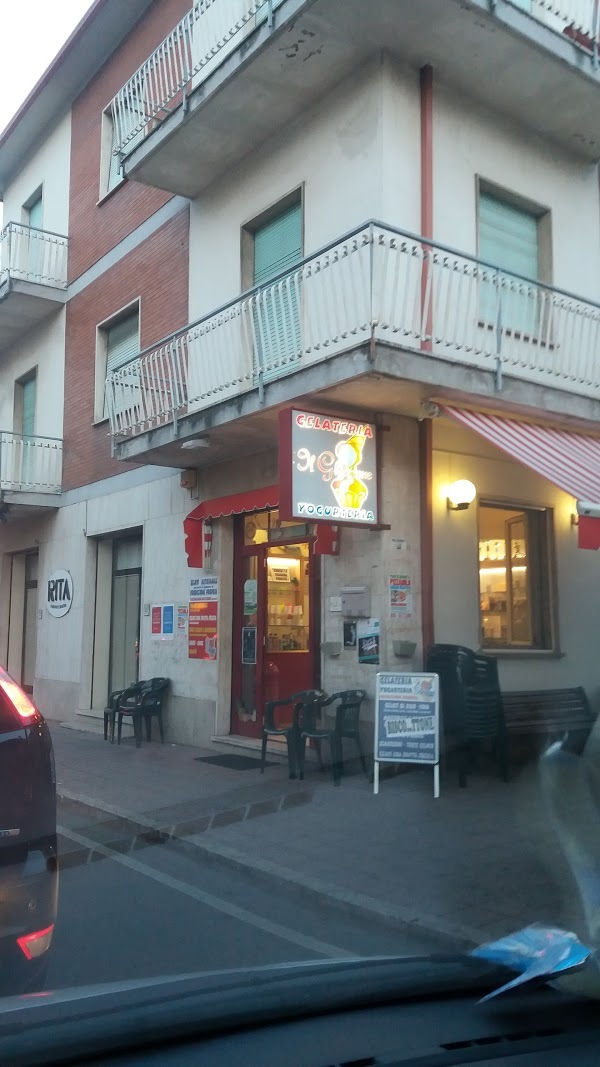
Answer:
[104,688,125,742]
[296,690,341,786]
[116,682,144,747]
[140,677,170,742]
[426,643,508,787]
[261,696,302,779]
[116,677,171,747]
[324,689,368,776]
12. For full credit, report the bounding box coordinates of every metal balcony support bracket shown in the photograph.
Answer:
[368,223,376,361]
[257,366,265,406]
[267,0,274,28]
[182,88,189,116]
[495,301,503,392]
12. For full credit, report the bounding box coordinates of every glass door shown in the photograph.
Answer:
[108,538,142,694]
[233,552,263,735]
[231,511,318,739]
[21,553,38,694]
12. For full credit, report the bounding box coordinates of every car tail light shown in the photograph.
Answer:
[0,669,40,723]
[16,924,54,960]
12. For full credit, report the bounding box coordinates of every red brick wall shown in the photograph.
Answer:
[68,0,191,282]
[63,209,189,490]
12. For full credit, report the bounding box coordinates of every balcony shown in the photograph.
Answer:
[106,221,600,465]
[0,432,63,508]
[111,0,600,199]
[0,223,69,352]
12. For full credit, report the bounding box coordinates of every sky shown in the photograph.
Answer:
[0,0,95,135]
[0,0,95,221]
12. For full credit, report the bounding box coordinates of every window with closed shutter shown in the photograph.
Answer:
[253,201,302,380]
[103,311,140,418]
[478,192,540,335]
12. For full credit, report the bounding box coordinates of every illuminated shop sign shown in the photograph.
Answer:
[279,408,378,526]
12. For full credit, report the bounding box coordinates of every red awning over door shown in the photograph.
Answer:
[183,485,279,567]
[183,485,339,566]
[442,406,600,550]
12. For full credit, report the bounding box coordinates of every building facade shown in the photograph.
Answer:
[2,0,600,748]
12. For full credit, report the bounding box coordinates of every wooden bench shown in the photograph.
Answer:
[502,687,597,750]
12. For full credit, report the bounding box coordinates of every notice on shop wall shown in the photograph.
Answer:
[150,604,175,640]
[190,575,219,602]
[389,575,413,618]
[357,618,380,665]
[188,600,218,660]
[176,605,189,636]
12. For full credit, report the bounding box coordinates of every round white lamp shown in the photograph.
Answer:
[447,479,477,511]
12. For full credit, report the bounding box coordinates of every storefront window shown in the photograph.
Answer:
[266,543,310,653]
[478,503,554,650]
[244,509,309,546]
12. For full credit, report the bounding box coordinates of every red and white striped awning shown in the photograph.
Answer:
[442,406,600,549]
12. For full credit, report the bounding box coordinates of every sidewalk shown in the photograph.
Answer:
[50,720,586,950]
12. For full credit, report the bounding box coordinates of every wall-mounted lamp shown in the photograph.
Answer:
[447,479,477,511]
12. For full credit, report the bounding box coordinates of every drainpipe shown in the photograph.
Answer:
[419,64,435,663]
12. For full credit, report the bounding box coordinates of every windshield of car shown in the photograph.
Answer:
[1,0,600,1049]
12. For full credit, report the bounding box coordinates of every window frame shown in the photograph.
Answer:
[240,186,304,292]
[99,106,124,200]
[477,498,558,654]
[95,300,141,423]
[476,177,553,285]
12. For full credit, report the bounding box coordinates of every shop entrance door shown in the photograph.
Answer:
[232,511,318,739]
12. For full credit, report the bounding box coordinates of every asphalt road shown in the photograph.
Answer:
[46,803,447,991]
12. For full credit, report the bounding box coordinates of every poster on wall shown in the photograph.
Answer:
[242,626,257,665]
[389,575,413,618]
[189,600,218,660]
[177,605,189,636]
[190,575,219,602]
[243,579,257,615]
[357,618,380,664]
[150,604,175,640]
[343,621,357,649]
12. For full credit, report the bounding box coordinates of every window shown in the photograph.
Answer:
[478,502,554,650]
[477,185,551,335]
[100,93,145,198]
[242,193,303,381]
[20,188,44,280]
[100,108,122,196]
[96,305,140,420]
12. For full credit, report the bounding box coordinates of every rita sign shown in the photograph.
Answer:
[47,569,73,618]
[279,408,378,526]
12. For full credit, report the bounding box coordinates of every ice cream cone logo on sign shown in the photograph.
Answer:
[331,434,369,511]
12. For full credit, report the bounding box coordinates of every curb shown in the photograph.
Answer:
[57,787,479,950]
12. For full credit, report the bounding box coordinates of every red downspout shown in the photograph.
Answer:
[419,64,435,662]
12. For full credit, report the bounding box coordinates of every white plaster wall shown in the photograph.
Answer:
[433,81,600,300]
[432,417,600,705]
[0,309,66,439]
[2,112,71,235]
[321,415,422,727]
[188,56,421,320]
[0,504,85,712]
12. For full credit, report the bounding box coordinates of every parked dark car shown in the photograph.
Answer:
[0,667,57,995]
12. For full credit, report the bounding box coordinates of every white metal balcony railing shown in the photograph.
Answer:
[110,0,600,163]
[0,223,69,290]
[111,0,284,160]
[0,433,63,494]
[106,221,600,439]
